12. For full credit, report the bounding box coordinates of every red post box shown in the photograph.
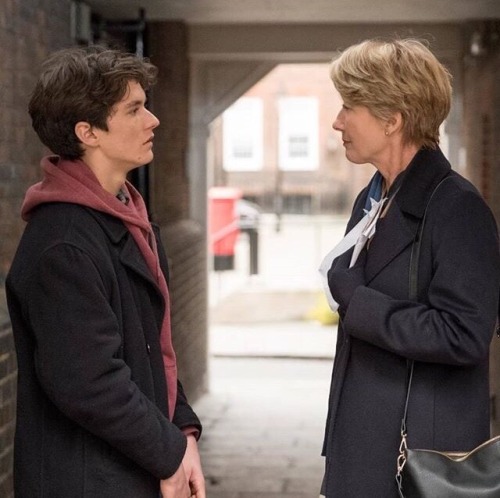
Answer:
[208,187,242,271]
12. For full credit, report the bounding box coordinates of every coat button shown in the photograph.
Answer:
[146,343,151,354]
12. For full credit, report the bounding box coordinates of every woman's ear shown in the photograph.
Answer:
[74,121,98,148]
[385,112,403,136]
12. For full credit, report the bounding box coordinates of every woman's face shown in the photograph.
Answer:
[332,103,388,165]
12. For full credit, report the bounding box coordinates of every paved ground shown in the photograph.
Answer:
[192,214,346,497]
[209,321,336,360]
[193,357,332,498]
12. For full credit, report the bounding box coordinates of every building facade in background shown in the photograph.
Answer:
[209,63,452,216]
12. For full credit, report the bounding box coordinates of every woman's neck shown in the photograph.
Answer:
[378,143,419,189]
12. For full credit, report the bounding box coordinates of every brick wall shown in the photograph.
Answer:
[0,289,15,498]
[0,1,71,495]
[462,21,500,435]
[162,221,209,401]
[148,22,209,400]
[0,0,72,283]
[148,21,191,225]
[463,22,500,221]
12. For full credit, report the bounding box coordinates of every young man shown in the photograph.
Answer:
[6,46,205,498]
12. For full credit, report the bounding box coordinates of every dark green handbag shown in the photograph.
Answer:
[395,176,500,497]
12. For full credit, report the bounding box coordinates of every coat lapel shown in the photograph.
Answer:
[365,206,415,283]
[120,236,159,289]
[88,209,160,290]
[365,147,452,283]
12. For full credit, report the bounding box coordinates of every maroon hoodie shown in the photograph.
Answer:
[22,155,178,419]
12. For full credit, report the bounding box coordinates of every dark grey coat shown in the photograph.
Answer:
[6,203,201,498]
[322,147,500,497]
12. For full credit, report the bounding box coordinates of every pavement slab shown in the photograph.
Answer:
[193,357,331,497]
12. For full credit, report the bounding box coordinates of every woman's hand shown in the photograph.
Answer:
[328,248,367,314]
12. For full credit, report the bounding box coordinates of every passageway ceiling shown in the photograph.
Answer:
[86,0,500,62]
[86,0,499,24]
[84,0,499,225]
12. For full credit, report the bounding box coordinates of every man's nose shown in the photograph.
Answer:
[147,109,160,129]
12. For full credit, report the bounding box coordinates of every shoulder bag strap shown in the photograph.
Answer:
[396,175,451,495]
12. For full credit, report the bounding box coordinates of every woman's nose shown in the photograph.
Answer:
[332,110,344,131]
[332,116,342,131]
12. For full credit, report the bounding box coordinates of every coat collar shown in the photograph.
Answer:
[87,208,129,243]
[394,146,451,219]
[364,146,451,283]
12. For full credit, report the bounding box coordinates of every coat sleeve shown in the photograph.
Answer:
[344,187,500,366]
[26,242,187,480]
[173,380,202,436]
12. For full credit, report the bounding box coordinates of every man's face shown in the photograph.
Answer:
[95,80,160,175]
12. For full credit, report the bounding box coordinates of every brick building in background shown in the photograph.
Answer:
[0,2,499,496]
[209,63,453,215]
[209,63,373,215]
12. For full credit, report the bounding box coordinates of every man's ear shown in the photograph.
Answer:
[74,121,99,148]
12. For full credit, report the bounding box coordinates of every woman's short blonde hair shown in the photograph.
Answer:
[330,38,452,149]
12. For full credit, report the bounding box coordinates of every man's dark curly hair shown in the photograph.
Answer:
[29,45,158,159]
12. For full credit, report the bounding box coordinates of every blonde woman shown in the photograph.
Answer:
[320,39,500,497]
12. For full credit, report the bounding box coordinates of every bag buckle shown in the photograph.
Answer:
[395,431,408,497]
[396,431,408,476]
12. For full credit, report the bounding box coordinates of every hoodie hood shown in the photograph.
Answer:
[22,155,150,235]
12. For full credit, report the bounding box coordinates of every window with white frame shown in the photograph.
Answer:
[222,97,263,171]
[278,97,318,171]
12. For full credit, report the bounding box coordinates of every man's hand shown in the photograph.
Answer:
[160,464,190,498]
[183,434,206,498]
